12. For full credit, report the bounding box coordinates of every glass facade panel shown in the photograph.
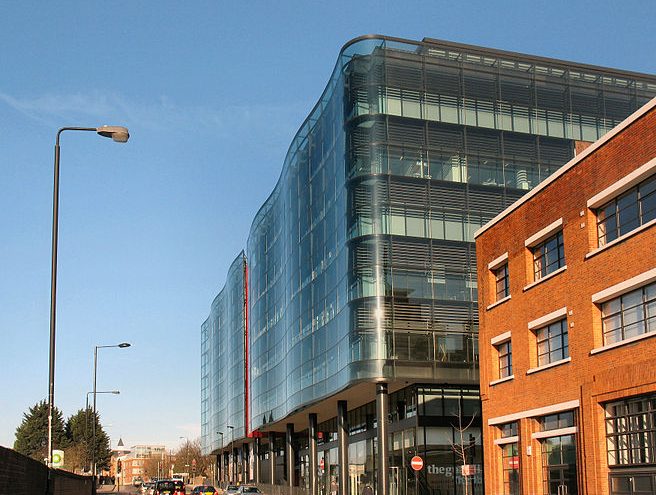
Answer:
[200,254,247,454]
[202,36,656,455]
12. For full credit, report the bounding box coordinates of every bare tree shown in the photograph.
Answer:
[174,438,213,480]
[448,401,479,495]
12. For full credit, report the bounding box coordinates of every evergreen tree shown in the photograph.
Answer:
[65,407,112,471]
[14,400,67,461]
[64,407,93,472]
[65,407,112,472]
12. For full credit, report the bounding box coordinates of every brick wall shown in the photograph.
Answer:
[476,100,656,494]
[0,446,95,495]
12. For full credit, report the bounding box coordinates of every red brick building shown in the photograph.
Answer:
[475,97,656,495]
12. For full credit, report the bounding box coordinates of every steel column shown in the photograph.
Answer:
[269,432,276,485]
[254,437,261,484]
[286,423,295,487]
[243,443,249,482]
[376,383,390,495]
[337,400,348,495]
[309,413,318,495]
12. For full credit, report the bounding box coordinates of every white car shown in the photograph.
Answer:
[237,487,263,495]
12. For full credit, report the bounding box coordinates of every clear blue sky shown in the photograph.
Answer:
[1,1,654,451]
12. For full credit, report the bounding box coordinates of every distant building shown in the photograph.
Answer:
[202,34,656,495]
[109,444,167,483]
[476,98,656,494]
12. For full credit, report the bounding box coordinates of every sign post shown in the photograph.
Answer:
[51,450,64,468]
[410,455,423,494]
[410,456,423,471]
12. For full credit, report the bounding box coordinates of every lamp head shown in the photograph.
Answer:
[118,342,131,348]
[96,125,130,143]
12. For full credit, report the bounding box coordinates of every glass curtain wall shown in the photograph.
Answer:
[247,35,656,432]
[201,253,247,454]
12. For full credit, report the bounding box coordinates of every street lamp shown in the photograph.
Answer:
[85,390,120,434]
[92,342,131,476]
[83,390,119,474]
[46,125,130,468]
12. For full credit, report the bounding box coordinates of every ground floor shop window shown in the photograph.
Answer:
[605,394,656,466]
[610,472,656,495]
[501,442,520,495]
[605,393,656,495]
[541,435,577,495]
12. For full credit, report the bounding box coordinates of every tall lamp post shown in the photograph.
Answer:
[92,342,131,476]
[47,125,130,468]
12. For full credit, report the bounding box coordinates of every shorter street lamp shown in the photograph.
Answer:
[92,342,131,476]
[84,390,119,473]
[85,390,120,432]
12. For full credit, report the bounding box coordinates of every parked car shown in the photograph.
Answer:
[192,486,218,495]
[141,481,156,495]
[154,479,185,495]
[237,487,263,494]
[224,485,240,495]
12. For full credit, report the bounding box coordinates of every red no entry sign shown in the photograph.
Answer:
[410,456,423,471]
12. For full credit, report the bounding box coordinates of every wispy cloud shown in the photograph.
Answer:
[0,89,310,143]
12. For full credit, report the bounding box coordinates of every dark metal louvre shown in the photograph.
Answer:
[391,301,432,330]
[430,242,469,271]
[463,68,497,100]
[535,81,568,111]
[427,122,464,151]
[467,187,505,215]
[352,238,391,268]
[432,302,476,326]
[466,128,501,156]
[429,183,466,210]
[503,133,537,159]
[499,74,532,105]
[348,59,369,89]
[538,137,573,165]
[503,190,525,208]
[390,239,431,269]
[570,85,601,115]
[389,180,428,206]
[386,59,423,90]
[604,92,632,121]
[387,117,426,147]
[424,64,460,97]
[349,119,387,148]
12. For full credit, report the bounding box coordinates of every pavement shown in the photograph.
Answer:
[97,485,140,495]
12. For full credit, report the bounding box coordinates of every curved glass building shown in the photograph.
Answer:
[202,35,656,495]
[201,253,247,459]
